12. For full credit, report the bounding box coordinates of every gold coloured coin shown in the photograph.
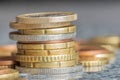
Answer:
[89,36,120,47]
[18,25,76,35]
[10,22,71,29]
[16,12,77,24]
[84,66,105,72]
[78,45,111,67]
[17,41,74,50]
[18,48,75,56]
[18,60,77,68]
[79,60,108,67]
[16,54,77,62]
[0,69,19,80]
[0,65,14,69]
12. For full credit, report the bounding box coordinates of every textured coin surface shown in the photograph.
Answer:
[16,54,77,62]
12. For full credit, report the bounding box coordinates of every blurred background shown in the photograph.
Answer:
[0,0,120,45]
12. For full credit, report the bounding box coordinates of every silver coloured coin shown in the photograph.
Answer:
[16,65,83,75]
[10,32,76,41]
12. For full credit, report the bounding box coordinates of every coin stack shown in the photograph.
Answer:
[78,45,113,72]
[9,12,83,80]
[0,45,17,69]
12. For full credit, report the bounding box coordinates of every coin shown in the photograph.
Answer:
[16,12,77,24]
[9,32,76,41]
[16,65,83,74]
[18,60,77,68]
[78,45,111,67]
[16,54,77,62]
[10,22,71,29]
[17,40,74,50]
[18,25,76,35]
[0,69,19,80]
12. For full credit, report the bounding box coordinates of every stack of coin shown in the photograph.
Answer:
[78,45,112,72]
[0,69,25,80]
[0,45,17,69]
[9,12,83,80]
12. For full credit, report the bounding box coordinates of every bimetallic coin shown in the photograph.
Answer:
[9,32,76,41]
[16,12,77,24]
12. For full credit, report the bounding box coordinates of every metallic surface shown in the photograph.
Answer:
[16,12,77,24]
[17,41,74,50]
[89,36,120,47]
[19,72,82,80]
[16,65,83,74]
[18,59,77,68]
[0,69,19,80]
[18,25,75,35]
[18,48,75,56]
[18,39,73,44]
[10,22,71,29]
[78,45,111,67]
[10,32,76,41]
[83,66,106,72]
[16,54,77,62]
[0,60,14,66]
